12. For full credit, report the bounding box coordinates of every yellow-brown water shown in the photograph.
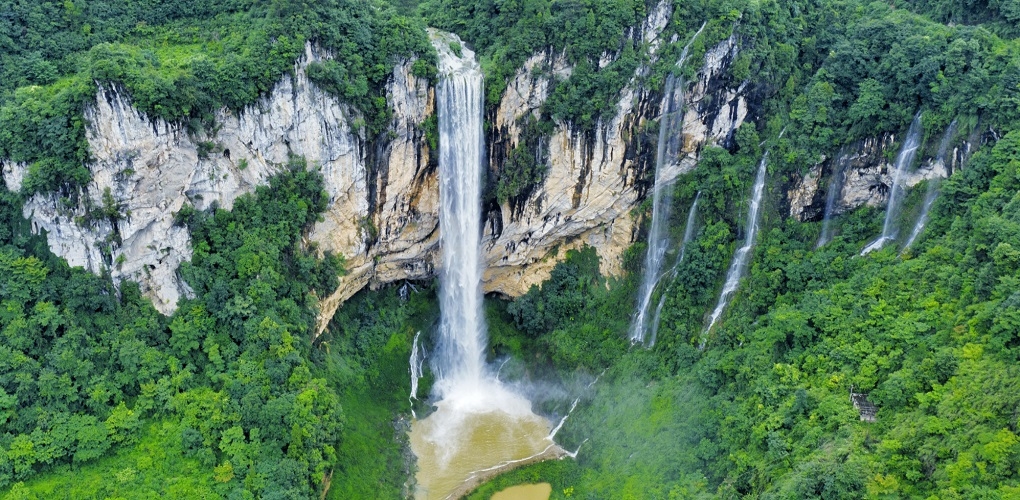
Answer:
[409,404,556,499]
[491,483,552,500]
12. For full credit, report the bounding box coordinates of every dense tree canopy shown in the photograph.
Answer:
[2,0,1020,498]
[0,0,434,194]
[0,162,349,497]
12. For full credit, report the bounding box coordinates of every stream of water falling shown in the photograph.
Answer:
[409,331,425,416]
[410,30,559,500]
[816,147,850,248]
[861,111,923,255]
[630,22,706,345]
[703,153,769,340]
[648,193,700,346]
[902,120,956,253]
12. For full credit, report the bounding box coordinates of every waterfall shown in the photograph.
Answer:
[648,193,700,346]
[431,30,490,397]
[630,22,706,345]
[704,153,769,340]
[816,147,850,248]
[899,182,938,253]
[861,112,923,255]
[411,31,559,500]
[410,331,425,403]
[427,28,535,413]
[902,120,956,253]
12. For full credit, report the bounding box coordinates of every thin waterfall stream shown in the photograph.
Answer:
[409,30,564,500]
[703,152,769,341]
[630,22,706,345]
[410,330,425,416]
[902,120,956,253]
[861,111,923,255]
[816,147,850,248]
[648,193,700,346]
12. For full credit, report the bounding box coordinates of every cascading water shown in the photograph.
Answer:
[648,193,700,346]
[861,112,923,255]
[902,120,956,253]
[704,153,769,340]
[816,148,850,248]
[430,30,488,402]
[410,30,563,500]
[409,331,425,416]
[630,22,706,345]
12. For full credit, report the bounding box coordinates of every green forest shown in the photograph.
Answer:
[2,0,1020,498]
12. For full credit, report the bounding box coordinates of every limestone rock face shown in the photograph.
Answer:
[787,133,967,222]
[1,160,26,192]
[678,34,747,173]
[8,43,370,315]
[6,7,751,330]
[314,58,439,329]
[788,165,822,222]
[481,8,749,297]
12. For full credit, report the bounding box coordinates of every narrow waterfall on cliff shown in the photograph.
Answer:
[816,147,850,248]
[902,120,956,253]
[630,22,706,346]
[409,331,426,416]
[861,112,923,255]
[704,153,769,341]
[410,30,563,500]
[648,193,700,346]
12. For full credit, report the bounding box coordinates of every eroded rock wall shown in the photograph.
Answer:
[481,10,749,297]
[4,7,751,332]
[787,133,971,222]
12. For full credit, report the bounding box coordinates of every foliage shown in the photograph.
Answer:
[4,0,1020,498]
[317,284,439,498]
[6,421,220,499]
[0,0,434,195]
[479,122,1020,500]
[505,247,630,371]
[1,164,349,498]
[420,0,681,131]
[494,115,552,205]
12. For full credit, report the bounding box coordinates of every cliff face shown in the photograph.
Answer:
[482,4,748,297]
[787,133,972,222]
[3,4,751,331]
[314,54,439,329]
[4,44,369,315]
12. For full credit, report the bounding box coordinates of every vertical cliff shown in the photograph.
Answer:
[787,132,973,222]
[3,7,752,331]
[481,6,749,297]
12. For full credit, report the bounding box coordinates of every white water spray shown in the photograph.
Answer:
[411,31,559,500]
[862,111,923,255]
[816,148,850,248]
[630,22,706,345]
[410,331,425,403]
[648,193,700,346]
[704,153,769,340]
[902,120,956,253]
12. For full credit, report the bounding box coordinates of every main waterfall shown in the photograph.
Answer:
[410,30,563,500]
[431,28,488,399]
